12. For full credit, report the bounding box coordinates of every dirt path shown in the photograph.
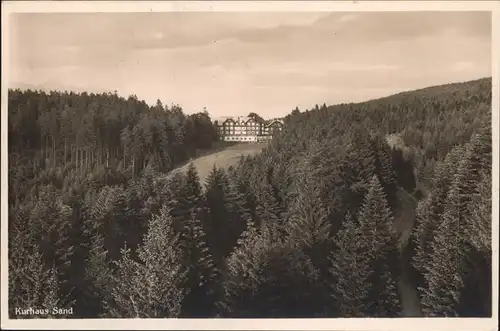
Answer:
[394,189,423,317]
[398,250,422,316]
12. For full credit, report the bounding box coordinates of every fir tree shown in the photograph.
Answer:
[466,170,491,254]
[203,165,228,260]
[43,267,73,318]
[285,168,333,281]
[254,243,324,317]
[329,213,372,317]
[107,205,187,318]
[28,184,75,308]
[356,175,401,316]
[185,163,202,199]
[83,232,113,317]
[220,220,262,316]
[412,146,462,274]
[9,227,72,318]
[106,245,142,317]
[180,208,221,317]
[372,135,399,209]
[9,240,50,318]
[353,133,378,184]
[419,130,492,317]
[172,163,203,232]
[224,177,253,250]
[460,169,492,317]
[162,171,187,232]
[255,181,283,231]
[204,165,249,259]
[331,152,370,225]
[419,184,466,316]
[453,135,489,221]
[222,220,322,317]
[229,166,259,228]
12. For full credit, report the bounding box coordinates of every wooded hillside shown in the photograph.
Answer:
[8,78,492,318]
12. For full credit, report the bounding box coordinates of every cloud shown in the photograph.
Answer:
[314,11,491,44]
[326,63,401,72]
[152,32,164,40]
[8,11,492,118]
[62,45,80,52]
[450,61,476,72]
[57,65,79,72]
[14,12,328,52]
[337,13,359,23]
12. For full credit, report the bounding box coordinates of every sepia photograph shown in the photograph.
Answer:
[1,1,498,330]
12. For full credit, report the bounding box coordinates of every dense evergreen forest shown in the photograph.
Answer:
[8,77,492,318]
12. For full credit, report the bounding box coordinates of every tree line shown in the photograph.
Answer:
[8,77,492,318]
[8,90,217,193]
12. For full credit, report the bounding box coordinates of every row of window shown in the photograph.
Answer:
[223,136,274,142]
[220,129,260,133]
[225,136,258,141]
[220,130,278,136]
[225,122,259,126]
[221,120,259,126]
[222,125,259,131]
[218,123,283,129]
[220,122,282,126]
[217,126,282,131]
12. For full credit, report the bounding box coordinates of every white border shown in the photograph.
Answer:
[491,3,499,331]
[0,0,498,12]
[1,1,499,330]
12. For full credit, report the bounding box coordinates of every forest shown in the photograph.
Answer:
[8,77,492,318]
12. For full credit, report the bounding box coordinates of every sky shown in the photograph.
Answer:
[8,11,492,118]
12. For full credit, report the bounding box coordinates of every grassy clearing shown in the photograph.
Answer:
[169,142,268,185]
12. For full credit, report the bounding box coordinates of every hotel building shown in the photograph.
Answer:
[213,116,284,142]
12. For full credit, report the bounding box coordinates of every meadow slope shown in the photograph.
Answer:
[168,142,268,185]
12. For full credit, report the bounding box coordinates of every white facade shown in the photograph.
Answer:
[214,116,284,142]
